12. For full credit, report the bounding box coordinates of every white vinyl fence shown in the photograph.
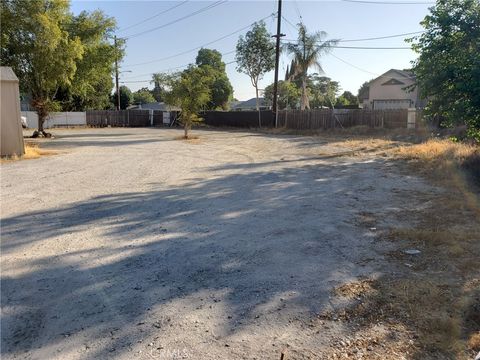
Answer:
[21,111,86,129]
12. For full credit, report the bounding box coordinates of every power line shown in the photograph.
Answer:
[279,20,423,42]
[332,45,411,49]
[281,39,411,49]
[124,0,228,39]
[122,50,236,79]
[118,1,190,32]
[342,0,434,4]
[292,0,303,23]
[121,60,237,84]
[123,13,275,68]
[339,30,425,42]
[281,15,297,31]
[330,52,416,80]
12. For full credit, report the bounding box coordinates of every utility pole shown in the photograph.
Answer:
[114,35,120,111]
[272,0,284,128]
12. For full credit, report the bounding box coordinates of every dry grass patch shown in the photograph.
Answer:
[396,139,480,216]
[468,332,480,352]
[173,135,201,143]
[1,143,57,163]
[331,277,466,359]
[326,138,480,359]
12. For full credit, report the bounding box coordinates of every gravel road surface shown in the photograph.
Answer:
[1,128,429,359]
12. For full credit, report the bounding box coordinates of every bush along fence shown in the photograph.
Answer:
[204,109,421,130]
[86,110,179,128]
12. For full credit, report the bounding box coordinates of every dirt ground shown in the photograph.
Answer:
[0,128,475,359]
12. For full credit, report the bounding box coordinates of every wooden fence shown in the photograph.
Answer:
[203,110,274,128]
[86,109,414,130]
[86,110,178,127]
[277,109,408,129]
[203,109,410,130]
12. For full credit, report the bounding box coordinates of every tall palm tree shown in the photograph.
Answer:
[285,24,338,110]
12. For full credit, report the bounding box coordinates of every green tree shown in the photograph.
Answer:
[133,87,155,105]
[1,0,83,136]
[235,21,275,114]
[408,0,480,140]
[337,91,359,106]
[307,74,339,109]
[111,85,133,110]
[264,80,300,109]
[151,73,169,102]
[285,24,337,110]
[163,66,212,139]
[334,96,349,108]
[58,10,120,111]
[357,81,370,103]
[195,48,233,110]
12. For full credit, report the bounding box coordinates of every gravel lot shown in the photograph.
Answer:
[1,128,430,359]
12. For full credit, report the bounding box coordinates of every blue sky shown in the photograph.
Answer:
[71,0,432,101]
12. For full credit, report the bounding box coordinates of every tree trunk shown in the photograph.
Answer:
[184,123,189,139]
[38,114,45,133]
[255,86,261,128]
[301,75,309,110]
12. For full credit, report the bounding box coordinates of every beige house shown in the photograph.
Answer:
[361,69,424,110]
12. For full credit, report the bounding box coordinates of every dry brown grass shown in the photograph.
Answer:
[0,143,57,163]
[468,332,480,351]
[395,139,480,217]
[325,138,480,359]
[396,139,478,165]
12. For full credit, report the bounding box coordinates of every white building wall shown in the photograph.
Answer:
[21,111,86,129]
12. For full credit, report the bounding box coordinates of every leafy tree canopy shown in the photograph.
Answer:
[264,80,300,110]
[335,91,359,107]
[409,0,480,140]
[1,0,123,132]
[1,0,84,132]
[59,10,121,111]
[307,74,340,109]
[133,88,155,105]
[196,48,233,110]
[111,85,133,110]
[357,81,370,101]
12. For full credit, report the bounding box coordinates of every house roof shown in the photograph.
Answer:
[371,69,415,84]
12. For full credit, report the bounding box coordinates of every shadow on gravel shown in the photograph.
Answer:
[0,156,426,359]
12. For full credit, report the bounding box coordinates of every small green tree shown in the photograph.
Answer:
[235,21,275,116]
[164,66,212,139]
[1,0,84,136]
[133,88,155,105]
[111,85,133,110]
